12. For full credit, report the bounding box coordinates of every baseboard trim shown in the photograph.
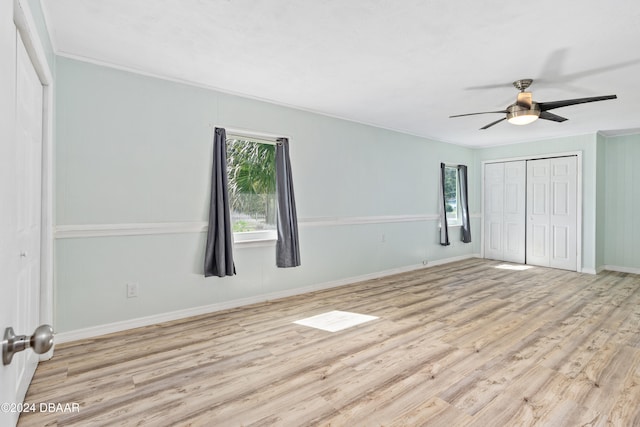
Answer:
[601,265,640,275]
[55,254,480,343]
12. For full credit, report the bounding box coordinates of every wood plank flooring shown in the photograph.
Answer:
[18,259,640,426]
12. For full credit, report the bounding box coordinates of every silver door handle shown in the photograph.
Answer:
[2,324,54,365]
[20,251,27,258]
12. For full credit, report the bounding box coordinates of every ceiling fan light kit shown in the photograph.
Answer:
[507,103,540,125]
[449,79,617,130]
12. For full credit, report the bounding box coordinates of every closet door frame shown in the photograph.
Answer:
[480,151,583,273]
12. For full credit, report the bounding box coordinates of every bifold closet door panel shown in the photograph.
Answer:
[526,159,551,266]
[483,161,525,263]
[502,161,526,263]
[548,156,577,270]
[484,162,505,261]
[526,156,577,270]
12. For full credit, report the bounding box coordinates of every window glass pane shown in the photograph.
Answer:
[444,166,458,223]
[226,138,276,233]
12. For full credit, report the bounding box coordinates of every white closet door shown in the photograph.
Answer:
[526,159,551,266]
[502,161,526,263]
[484,162,505,260]
[526,156,577,270]
[549,156,577,270]
[484,161,525,263]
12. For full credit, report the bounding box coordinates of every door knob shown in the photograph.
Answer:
[2,324,54,365]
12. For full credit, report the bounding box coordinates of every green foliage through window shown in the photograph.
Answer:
[444,166,459,223]
[226,138,276,232]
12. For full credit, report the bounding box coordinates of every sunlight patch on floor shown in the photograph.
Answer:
[293,310,378,332]
[495,264,534,271]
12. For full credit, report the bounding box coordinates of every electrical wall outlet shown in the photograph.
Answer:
[126,282,139,298]
[422,259,429,266]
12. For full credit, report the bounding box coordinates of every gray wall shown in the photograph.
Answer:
[54,58,479,333]
[53,55,640,335]
[595,133,607,270]
[601,133,640,270]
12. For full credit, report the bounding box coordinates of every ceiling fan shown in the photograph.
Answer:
[449,79,617,130]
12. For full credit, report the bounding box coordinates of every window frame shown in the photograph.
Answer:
[225,132,279,245]
[443,165,462,227]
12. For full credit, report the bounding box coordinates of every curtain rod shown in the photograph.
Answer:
[210,124,290,143]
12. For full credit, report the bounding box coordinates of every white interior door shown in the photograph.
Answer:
[16,27,43,392]
[526,159,551,266]
[548,157,577,270]
[502,161,526,263]
[526,157,577,270]
[484,162,505,260]
[0,30,43,426]
[484,161,526,263]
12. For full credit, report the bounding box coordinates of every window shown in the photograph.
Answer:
[443,165,460,226]
[226,135,277,241]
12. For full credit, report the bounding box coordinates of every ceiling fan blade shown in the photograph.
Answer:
[480,117,506,130]
[464,82,512,90]
[539,111,568,122]
[538,95,617,111]
[449,110,508,118]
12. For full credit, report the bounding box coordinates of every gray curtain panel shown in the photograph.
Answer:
[204,127,236,277]
[458,164,472,243]
[439,162,450,246]
[275,138,301,267]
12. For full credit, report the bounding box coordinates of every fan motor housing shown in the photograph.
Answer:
[507,102,540,122]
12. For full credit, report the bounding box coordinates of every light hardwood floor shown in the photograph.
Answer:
[19,259,640,426]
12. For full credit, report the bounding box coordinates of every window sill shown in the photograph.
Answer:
[233,230,277,248]
[440,223,463,228]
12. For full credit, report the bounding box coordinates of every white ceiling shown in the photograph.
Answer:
[41,0,640,147]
